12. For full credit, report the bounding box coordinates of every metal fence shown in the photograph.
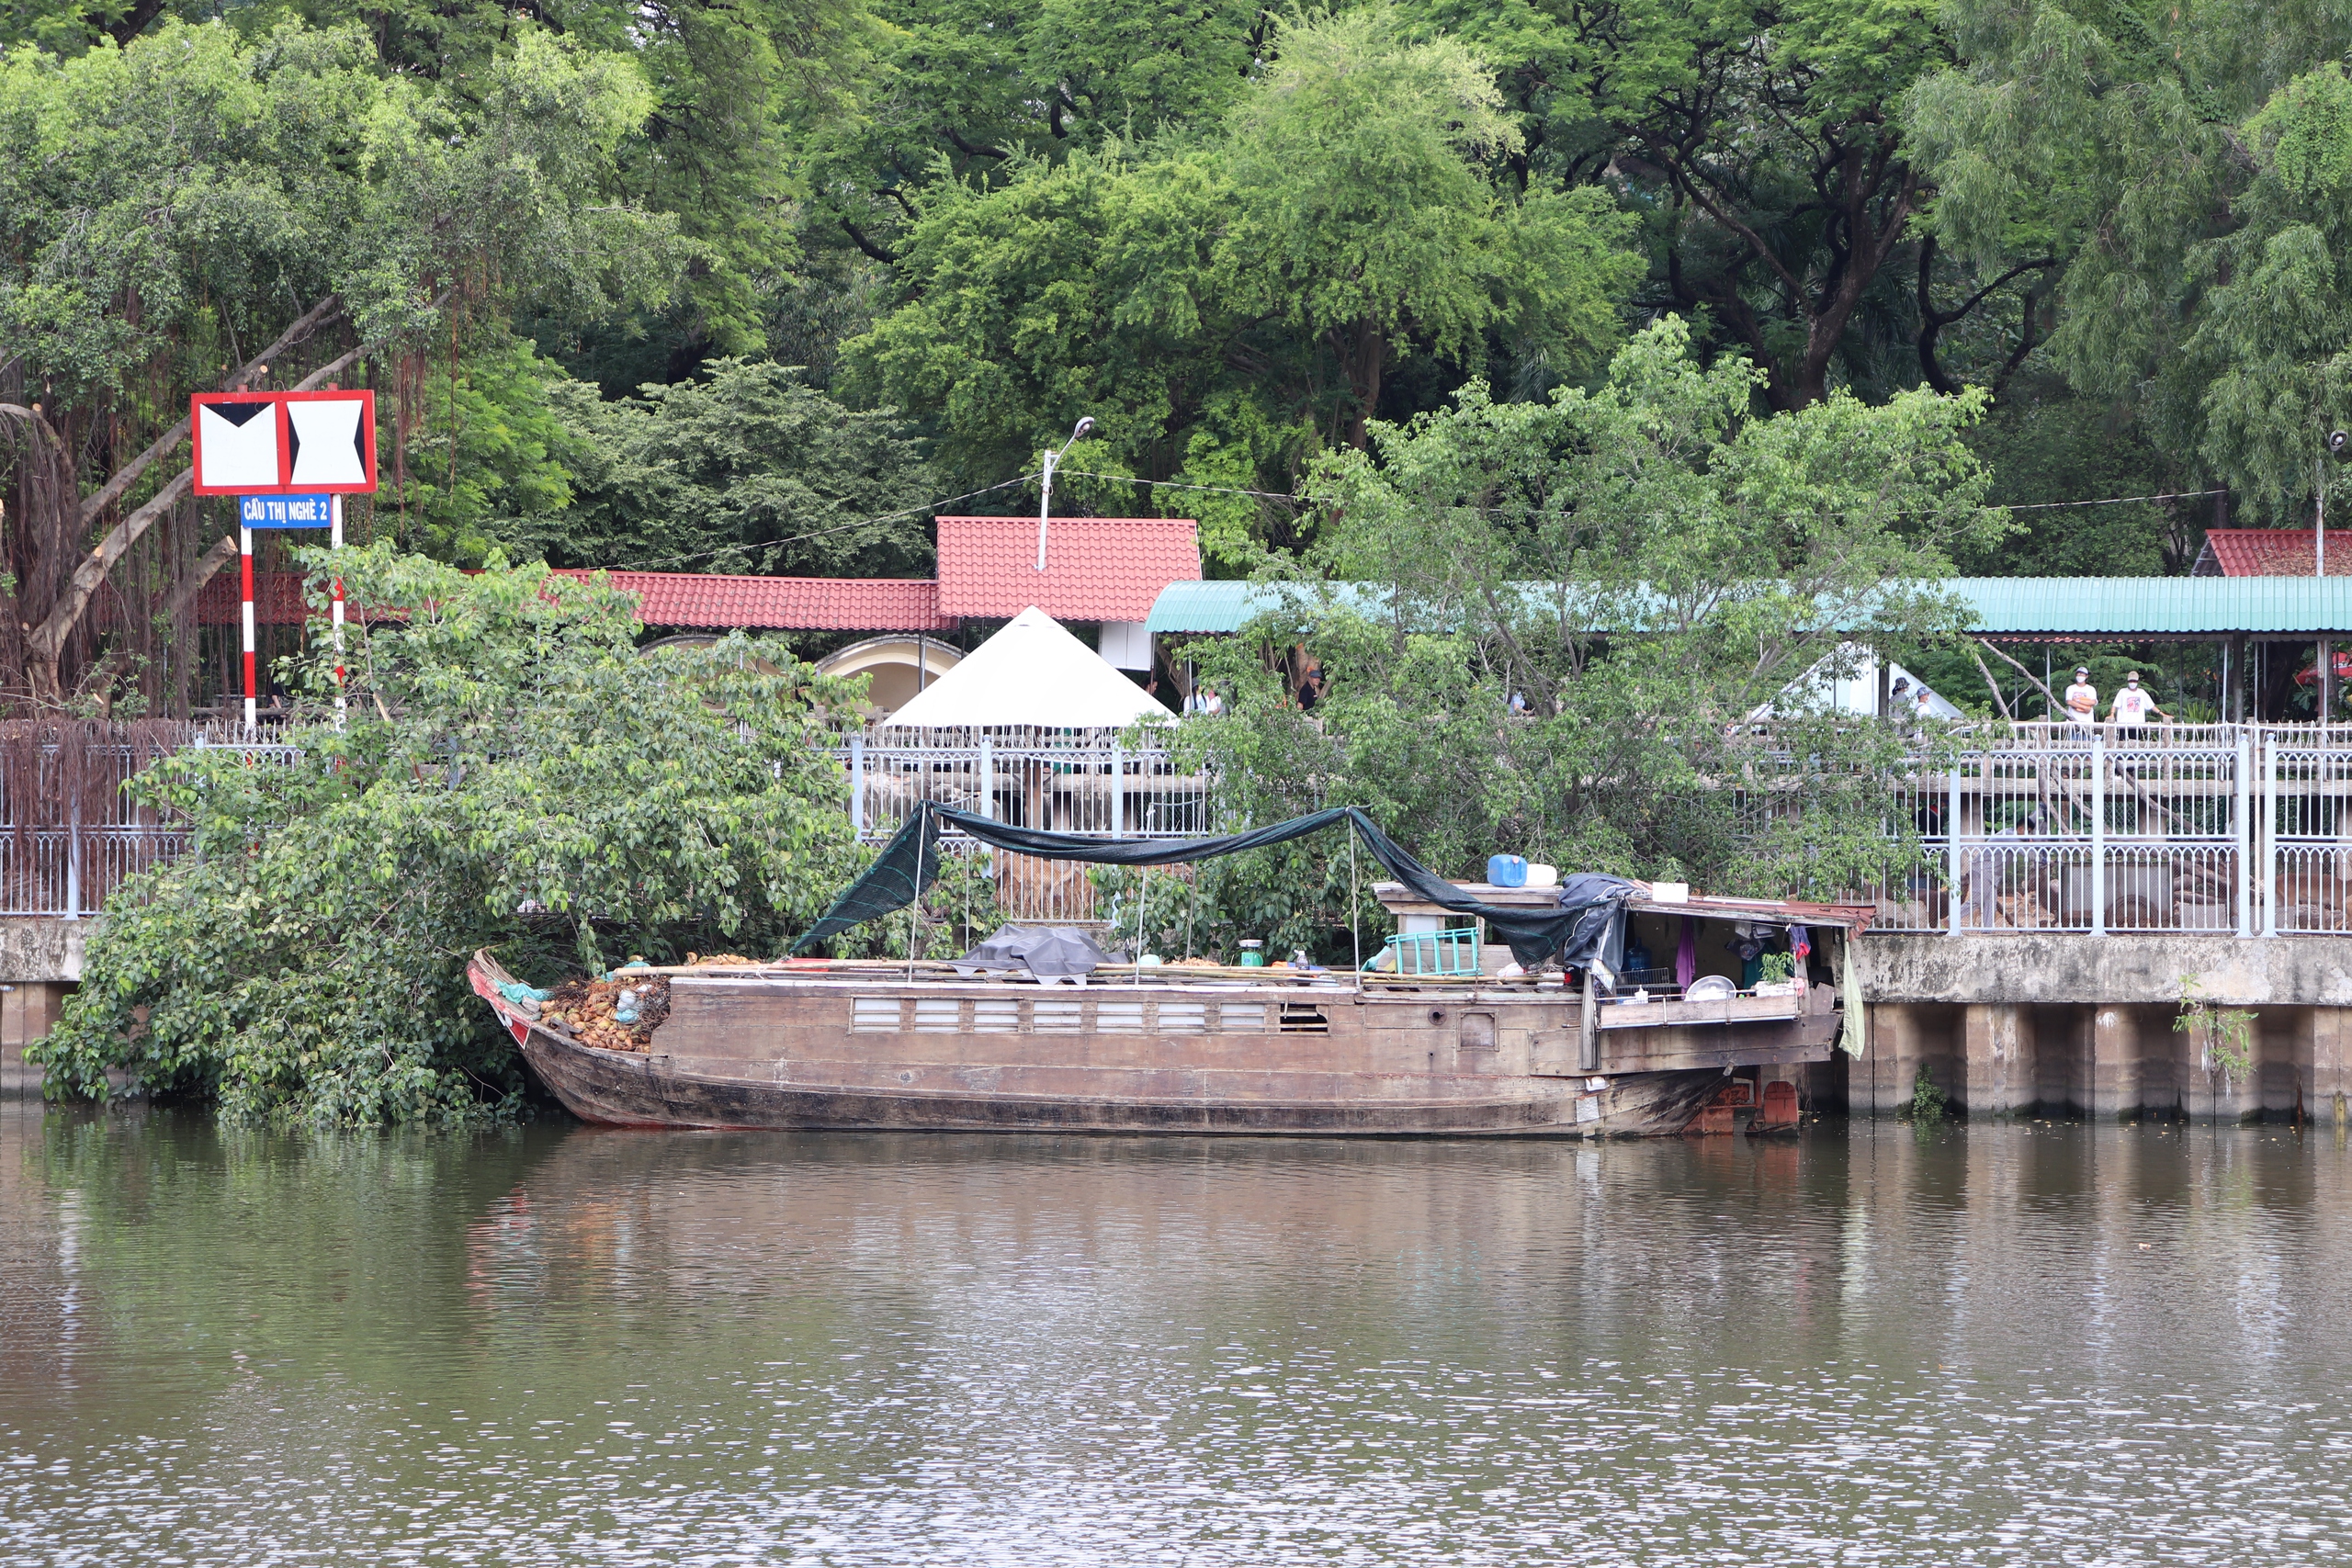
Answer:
[0,731,294,915]
[842,724,2352,941]
[1860,727,2352,936]
[842,730,1212,842]
[22,719,2352,936]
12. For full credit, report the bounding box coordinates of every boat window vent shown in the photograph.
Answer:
[1033,999,1084,1032]
[1278,1004,1329,1034]
[1159,1002,1206,1033]
[852,998,902,1033]
[972,999,1020,1033]
[1219,1002,1267,1033]
[913,998,962,1032]
[1098,1000,1148,1033]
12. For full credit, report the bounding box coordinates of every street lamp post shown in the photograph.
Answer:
[1036,416,1097,572]
[2323,432,2352,723]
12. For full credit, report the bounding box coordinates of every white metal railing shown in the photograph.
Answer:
[16,720,2352,935]
[841,731,1211,844]
[1857,728,2329,937]
[0,828,190,916]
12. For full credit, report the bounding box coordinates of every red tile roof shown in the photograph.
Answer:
[565,572,955,631]
[934,515,1200,621]
[182,570,954,631]
[2195,529,2352,576]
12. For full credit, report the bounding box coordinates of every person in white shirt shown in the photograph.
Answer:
[2063,667,2098,726]
[2108,671,2167,730]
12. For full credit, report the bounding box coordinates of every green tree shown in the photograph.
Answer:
[1221,5,1634,447]
[805,0,1268,265]
[1432,0,1989,410]
[1906,0,2352,520]
[845,6,1637,556]
[1174,316,2005,950]
[32,547,868,1125]
[513,357,939,575]
[0,19,680,705]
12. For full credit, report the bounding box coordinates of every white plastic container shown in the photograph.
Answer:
[1524,863,1558,887]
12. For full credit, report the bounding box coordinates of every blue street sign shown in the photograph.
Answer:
[237,493,333,528]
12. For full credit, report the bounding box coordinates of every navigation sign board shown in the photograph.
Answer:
[191,390,376,495]
[237,493,334,528]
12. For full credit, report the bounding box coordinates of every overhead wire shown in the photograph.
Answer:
[596,468,2233,578]
[611,475,1036,570]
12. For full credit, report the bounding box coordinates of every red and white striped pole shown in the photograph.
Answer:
[240,522,257,734]
[331,494,346,727]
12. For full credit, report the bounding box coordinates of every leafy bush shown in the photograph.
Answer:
[33,549,867,1126]
[1905,1066,1949,1124]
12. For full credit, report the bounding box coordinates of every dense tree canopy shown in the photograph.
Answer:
[31,551,869,1124]
[1161,317,2004,962]
[19,0,2349,719]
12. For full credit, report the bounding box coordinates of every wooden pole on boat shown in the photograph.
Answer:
[1349,829,1361,987]
[1578,974,1600,1073]
[1135,864,1148,982]
[907,823,923,981]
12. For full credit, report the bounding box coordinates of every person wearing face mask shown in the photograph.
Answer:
[2063,667,2098,727]
[2108,671,2168,734]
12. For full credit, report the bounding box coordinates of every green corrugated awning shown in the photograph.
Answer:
[1148,577,2352,639]
[1147,580,1389,635]
[1947,578,2352,637]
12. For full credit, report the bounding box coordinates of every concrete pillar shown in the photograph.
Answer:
[2091,1006,2141,1122]
[1863,1003,1916,1116]
[1963,1002,2032,1117]
[2320,1008,2352,1130]
[0,981,67,1098]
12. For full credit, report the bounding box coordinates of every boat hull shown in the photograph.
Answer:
[473,955,1839,1137]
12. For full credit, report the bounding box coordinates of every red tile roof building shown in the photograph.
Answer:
[933,516,1201,621]
[194,518,1200,632]
[554,572,956,631]
[2193,529,2352,577]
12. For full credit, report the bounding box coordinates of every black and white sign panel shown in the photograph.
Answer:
[191,390,376,495]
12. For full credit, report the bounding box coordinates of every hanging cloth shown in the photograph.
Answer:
[794,801,1635,970]
[1675,916,1697,988]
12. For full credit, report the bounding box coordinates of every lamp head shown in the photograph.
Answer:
[2329,429,2352,463]
[1070,416,1095,445]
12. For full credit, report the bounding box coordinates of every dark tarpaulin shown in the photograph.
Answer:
[952,925,1126,980]
[792,802,1636,969]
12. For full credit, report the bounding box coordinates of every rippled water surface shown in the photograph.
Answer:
[4,1105,2350,1565]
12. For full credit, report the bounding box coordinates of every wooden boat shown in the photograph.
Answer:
[469,886,1864,1136]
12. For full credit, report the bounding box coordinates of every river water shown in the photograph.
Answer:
[3,1103,2347,1566]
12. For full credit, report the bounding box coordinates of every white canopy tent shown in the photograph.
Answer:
[879,606,1170,728]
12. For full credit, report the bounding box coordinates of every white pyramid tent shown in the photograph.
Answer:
[880,606,1170,728]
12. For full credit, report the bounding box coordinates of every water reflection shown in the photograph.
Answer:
[3,1100,2348,1564]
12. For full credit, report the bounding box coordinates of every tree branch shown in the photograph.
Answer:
[78,293,345,530]
[1976,637,2062,715]
[33,288,449,670]
[1966,643,2014,720]
[1644,133,1808,302]
[939,126,1009,161]
[839,218,900,265]
[1918,238,2057,396]
[165,533,243,626]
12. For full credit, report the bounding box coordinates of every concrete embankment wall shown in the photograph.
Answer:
[0,919,83,1098]
[1850,934,2352,1123]
[4,918,2348,1122]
